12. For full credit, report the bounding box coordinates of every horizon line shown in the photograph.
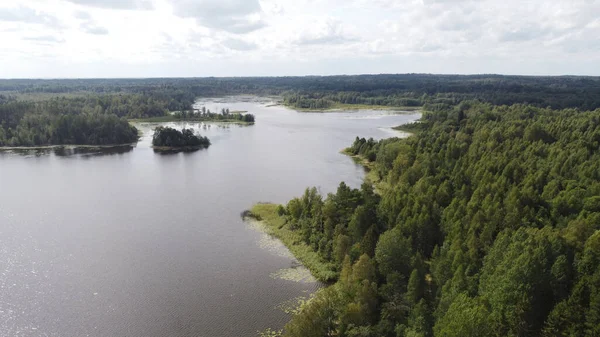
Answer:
[1,73,600,80]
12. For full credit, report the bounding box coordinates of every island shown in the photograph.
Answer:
[130,107,256,124]
[151,126,210,153]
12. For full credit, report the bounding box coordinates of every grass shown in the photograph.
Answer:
[247,203,338,283]
[286,102,421,112]
[330,103,421,111]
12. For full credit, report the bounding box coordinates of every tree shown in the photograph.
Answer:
[375,228,412,277]
[433,294,491,337]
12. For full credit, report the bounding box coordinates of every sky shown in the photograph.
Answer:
[0,0,599,78]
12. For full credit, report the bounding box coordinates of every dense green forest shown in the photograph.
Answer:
[152,126,210,149]
[0,107,138,146]
[253,102,600,337]
[0,94,163,146]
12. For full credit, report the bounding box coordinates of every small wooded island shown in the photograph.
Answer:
[135,107,256,124]
[176,107,255,123]
[151,126,211,152]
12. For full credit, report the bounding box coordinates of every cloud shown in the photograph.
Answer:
[64,0,154,10]
[73,10,109,35]
[82,23,109,35]
[23,35,65,43]
[297,35,356,46]
[74,10,92,20]
[499,28,547,42]
[2,0,600,77]
[171,0,266,34]
[296,18,357,46]
[222,38,257,51]
[0,5,61,28]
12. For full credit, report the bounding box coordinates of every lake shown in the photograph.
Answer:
[0,97,420,337]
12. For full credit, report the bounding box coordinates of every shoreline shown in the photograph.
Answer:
[340,148,382,188]
[151,145,209,153]
[340,116,421,187]
[242,204,338,283]
[245,117,422,286]
[284,102,421,113]
[0,143,137,151]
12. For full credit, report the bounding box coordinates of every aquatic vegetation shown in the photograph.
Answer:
[275,295,313,315]
[244,204,338,282]
[270,267,316,284]
[257,328,283,337]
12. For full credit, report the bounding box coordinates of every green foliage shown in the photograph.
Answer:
[278,102,600,337]
[258,328,283,337]
[172,107,255,123]
[0,111,138,146]
[347,137,378,162]
[375,228,413,277]
[433,294,491,337]
[151,127,210,148]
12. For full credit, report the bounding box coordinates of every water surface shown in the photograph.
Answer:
[0,97,420,337]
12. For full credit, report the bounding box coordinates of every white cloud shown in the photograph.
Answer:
[222,38,258,51]
[0,0,598,77]
[81,23,108,35]
[23,35,65,43]
[0,5,62,28]
[296,18,357,46]
[74,10,109,35]
[170,0,266,34]
[64,0,154,10]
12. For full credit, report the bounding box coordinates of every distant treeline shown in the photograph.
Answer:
[2,74,600,111]
[281,75,600,110]
[2,74,600,146]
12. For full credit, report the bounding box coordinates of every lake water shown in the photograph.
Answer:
[0,97,420,337]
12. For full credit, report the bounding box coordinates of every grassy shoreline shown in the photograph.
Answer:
[245,204,338,283]
[285,102,421,112]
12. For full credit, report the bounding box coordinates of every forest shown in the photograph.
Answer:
[152,126,210,149]
[0,106,138,146]
[252,101,600,337]
[2,75,600,146]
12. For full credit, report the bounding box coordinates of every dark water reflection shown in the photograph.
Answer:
[1,145,135,158]
[0,97,420,337]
